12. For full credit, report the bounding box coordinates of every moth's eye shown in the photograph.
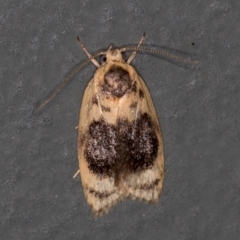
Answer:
[121,52,126,61]
[100,55,107,64]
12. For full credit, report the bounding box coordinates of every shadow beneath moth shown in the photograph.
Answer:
[37,33,198,216]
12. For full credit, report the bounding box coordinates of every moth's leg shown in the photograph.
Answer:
[73,169,80,179]
[127,33,145,64]
[77,36,100,68]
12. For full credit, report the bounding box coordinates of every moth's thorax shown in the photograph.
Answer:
[105,48,124,62]
[95,62,137,99]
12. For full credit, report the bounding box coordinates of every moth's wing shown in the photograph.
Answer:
[77,78,127,216]
[123,73,164,203]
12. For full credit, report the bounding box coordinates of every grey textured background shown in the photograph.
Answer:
[1,0,240,239]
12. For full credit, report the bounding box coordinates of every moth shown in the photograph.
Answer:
[77,34,164,216]
[37,33,197,216]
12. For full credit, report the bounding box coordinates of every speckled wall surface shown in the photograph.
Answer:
[1,0,239,239]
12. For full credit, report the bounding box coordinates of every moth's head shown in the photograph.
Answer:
[100,46,125,64]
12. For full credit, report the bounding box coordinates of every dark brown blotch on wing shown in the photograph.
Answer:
[84,113,159,180]
[92,95,98,105]
[132,81,137,93]
[89,188,115,199]
[138,179,160,190]
[101,105,111,112]
[84,118,117,177]
[116,113,159,173]
[139,89,144,99]
[129,101,138,110]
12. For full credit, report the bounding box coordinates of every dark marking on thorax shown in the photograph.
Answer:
[102,65,134,98]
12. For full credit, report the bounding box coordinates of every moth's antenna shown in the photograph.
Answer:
[124,46,199,64]
[77,36,100,68]
[125,32,146,64]
[35,52,102,112]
